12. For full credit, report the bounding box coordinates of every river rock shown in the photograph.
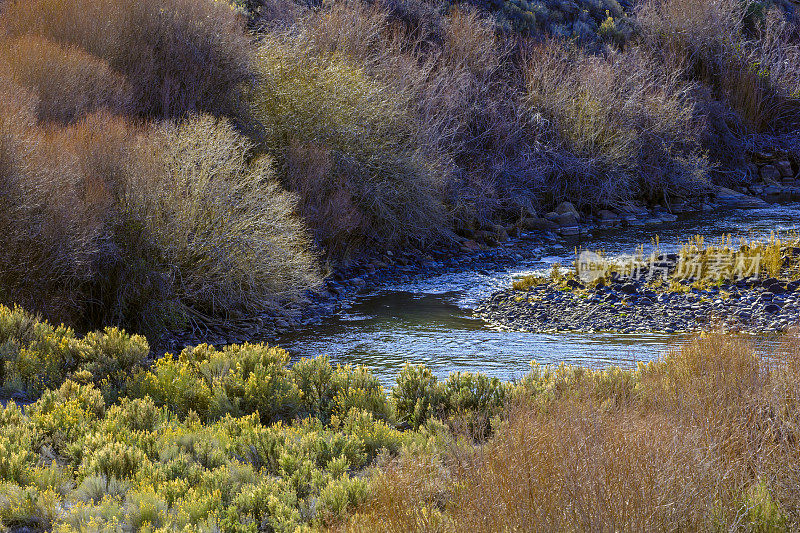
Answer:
[519,217,559,232]
[597,209,621,227]
[555,201,580,217]
[761,164,782,183]
[560,226,581,236]
[554,212,580,227]
[776,160,794,178]
[715,186,769,208]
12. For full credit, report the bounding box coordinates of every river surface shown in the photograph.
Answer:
[276,203,800,387]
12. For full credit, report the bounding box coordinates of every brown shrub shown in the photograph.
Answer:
[1,0,253,119]
[0,78,110,325]
[0,34,134,123]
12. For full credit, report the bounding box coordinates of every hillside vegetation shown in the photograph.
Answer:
[0,305,799,531]
[0,0,799,332]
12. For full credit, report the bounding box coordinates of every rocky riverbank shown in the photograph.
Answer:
[477,267,800,335]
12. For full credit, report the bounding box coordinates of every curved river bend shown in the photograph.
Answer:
[274,203,800,386]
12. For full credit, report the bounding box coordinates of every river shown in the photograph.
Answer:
[275,203,800,386]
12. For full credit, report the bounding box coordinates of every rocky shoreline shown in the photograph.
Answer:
[477,266,800,335]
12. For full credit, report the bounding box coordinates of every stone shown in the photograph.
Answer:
[620,283,637,294]
[559,226,580,236]
[518,217,559,232]
[768,283,786,294]
[596,209,620,227]
[554,212,580,227]
[765,303,782,314]
[776,160,794,178]
[460,239,481,252]
[761,164,782,183]
[555,201,580,217]
[715,186,769,208]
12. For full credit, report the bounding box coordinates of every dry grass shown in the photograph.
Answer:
[0,0,252,119]
[343,333,800,531]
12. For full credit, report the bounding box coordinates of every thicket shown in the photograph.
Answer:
[1,306,800,531]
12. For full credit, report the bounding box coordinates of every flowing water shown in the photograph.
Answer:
[277,203,800,386]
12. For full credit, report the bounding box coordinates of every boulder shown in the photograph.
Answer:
[776,160,794,178]
[760,164,781,183]
[554,212,580,227]
[715,186,769,208]
[597,209,619,221]
[597,209,620,227]
[518,217,559,232]
[555,201,580,217]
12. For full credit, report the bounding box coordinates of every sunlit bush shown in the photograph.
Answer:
[248,36,449,254]
[123,115,320,328]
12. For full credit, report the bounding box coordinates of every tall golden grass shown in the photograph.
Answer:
[343,333,800,531]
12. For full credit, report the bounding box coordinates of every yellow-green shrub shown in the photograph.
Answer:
[248,37,449,254]
[0,305,148,398]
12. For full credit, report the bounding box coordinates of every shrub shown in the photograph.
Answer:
[523,42,709,206]
[392,363,445,429]
[122,115,320,326]
[0,34,134,123]
[129,342,303,423]
[0,305,150,398]
[637,0,800,134]
[0,78,106,326]
[248,36,449,254]
[1,0,253,119]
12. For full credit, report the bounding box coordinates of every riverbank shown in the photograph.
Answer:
[477,230,800,335]
[478,271,800,334]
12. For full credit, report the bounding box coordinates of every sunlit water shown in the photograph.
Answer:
[276,203,800,386]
